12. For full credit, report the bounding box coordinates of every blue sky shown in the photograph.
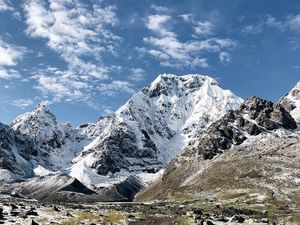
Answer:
[0,0,300,126]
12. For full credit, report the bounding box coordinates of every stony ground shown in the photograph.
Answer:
[0,195,299,225]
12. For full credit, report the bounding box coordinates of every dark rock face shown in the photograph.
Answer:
[59,178,96,195]
[280,97,296,112]
[240,96,297,130]
[195,97,297,160]
[0,208,3,220]
[0,123,31,177]
[87,124,160,176]
[28,219,39,225]
[116,175,145,201]
[271,104,297,129]
[0,123,16,172]
[195,111,248,160]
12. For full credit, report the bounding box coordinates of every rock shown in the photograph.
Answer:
[206,221,215,225]
[27,220,39,225]
[65,212,74,217]
[53,206,60,212]
[127,214,135,219]
[116,175,145,201]
[10,211,19,216]
[27,209,39,216]
[0,208,3,220]
[271,104,297,129]
[217,215,229,222]
[260,218,269,223]
[231,215,245,223]
[10,204,18,210]
[204,220,215,225]
[17,210,28,218]
[241,96,296,130]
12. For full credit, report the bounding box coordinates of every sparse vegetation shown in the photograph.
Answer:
[176,215,197,225]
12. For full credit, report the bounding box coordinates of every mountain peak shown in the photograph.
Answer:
[76,73,243,178]
[153,73,219,86]
[10,102,63,146]
[144,73,223,99]
[34,103,50,113]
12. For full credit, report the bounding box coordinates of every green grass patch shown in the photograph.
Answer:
[105,211,127,224]
[176,215,197,225]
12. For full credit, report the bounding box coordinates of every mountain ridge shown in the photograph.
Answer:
[0,74,243,192]
[0,73,299,207]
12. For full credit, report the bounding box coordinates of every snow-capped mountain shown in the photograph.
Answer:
[70,74,243,186]
[1,74,243,192]
[10,104,88,173]
[280,81,300,123]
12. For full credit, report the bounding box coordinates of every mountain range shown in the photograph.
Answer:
[0,74,299,206]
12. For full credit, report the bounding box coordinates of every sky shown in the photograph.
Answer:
[0,0,300,126]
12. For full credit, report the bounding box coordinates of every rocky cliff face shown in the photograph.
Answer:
[0,122,33,179]
[181,96,297,161]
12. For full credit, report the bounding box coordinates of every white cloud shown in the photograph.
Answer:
[0,39,26,79]
[129,68,146,81]
[146,14,174,37]
[98,80,135,96]
[179,13,214,36]
[142,14,236,69]
[194,21,214,36]
[241,24,263,34]
[0,67,20,79]
[32,68,89,102]
[179,13,194,23]
[0,0,13,12]
[0,0,21,20]
[265,15,285,30]
[150,4,168,12]
[219,51,231,63]
[24,0,120,80]
[287,14,300,32]
[24,0,125,103]
[243,14,300,34]
[11,98,34,108]
[0,39,26,66]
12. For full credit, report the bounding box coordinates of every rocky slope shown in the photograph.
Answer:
[136,96,300,215]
